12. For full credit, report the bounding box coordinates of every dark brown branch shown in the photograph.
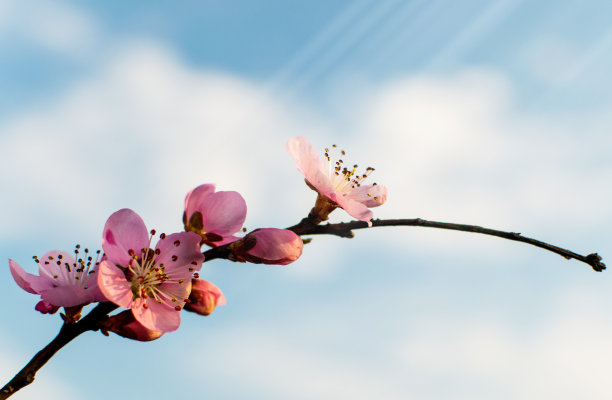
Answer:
[286,218,605,272]
[0,302,118,400]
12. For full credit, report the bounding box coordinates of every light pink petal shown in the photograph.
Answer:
[286,137,336,197]
[248,228,303,265]
[37,251,76,284]
[132,298,181,333]
[199,191,247,237]
[41,286,92,307]
[157,280,192,307]
[87,283,109,303]
[102,209,149,267]
[184,184,216,220]
[97,260,133,307]
[335,196,373,223]
[155,232,204,276]
[345,184,388,207]
[9,259,46,294]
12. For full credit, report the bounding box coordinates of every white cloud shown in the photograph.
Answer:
[1,41,609,263]
[396,289,612,399]
[0,333,81,400]
[0,0,100,56]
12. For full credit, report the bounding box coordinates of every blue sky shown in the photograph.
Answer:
[1,1,612,399]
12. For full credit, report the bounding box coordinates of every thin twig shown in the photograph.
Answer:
[285,217,605,272]
[0,302,117,400]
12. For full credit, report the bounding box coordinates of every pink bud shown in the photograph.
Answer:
[35,300,59,314]
[184,279,226,316]
[101,311,163,342]
[231,228,303,265]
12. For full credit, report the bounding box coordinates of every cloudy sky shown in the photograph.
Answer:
[1,1,612,399]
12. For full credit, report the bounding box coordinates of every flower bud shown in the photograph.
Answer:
[230,228,303,265]
[184,279,226,316]
[35,300,59,314]
[101,310,163,342]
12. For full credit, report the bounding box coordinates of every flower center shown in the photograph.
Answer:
[34,244,101,289]
[324,144,376,195]
[125,230,189,310]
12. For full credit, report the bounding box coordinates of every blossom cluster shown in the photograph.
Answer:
[8,137,387,340]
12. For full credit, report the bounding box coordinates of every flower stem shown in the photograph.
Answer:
[0,302,117,399]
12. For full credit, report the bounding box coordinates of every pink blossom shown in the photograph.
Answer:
[97,208,204,333]
[183,184,247,247]
[286,136,388,224]
[184,279,226,316]
[9,246,105,312]
[230,228,303,265]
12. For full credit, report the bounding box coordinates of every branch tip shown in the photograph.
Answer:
[586,253,605,272]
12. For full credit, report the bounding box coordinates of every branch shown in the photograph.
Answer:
[0,302,118,400]
[286,218,605,272]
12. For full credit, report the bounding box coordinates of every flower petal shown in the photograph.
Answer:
[97,260,133,308]
[132,298,181,333]
[286,137,336,197]
[154,232,204,276]
[199,191,247,237]
[345,184,388,207]
[102,209,149,267]
[41,285,92,307]
[9,259,46,294]
[184,184,216,221]
[335,196,373,224]
[37,251,76,285]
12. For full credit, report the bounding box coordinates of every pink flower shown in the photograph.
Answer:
[286,136,388,224]
[97,209,204,333]
[230,228,303,265]
[184,279,226,316]
[9,246,105,311]
[183,184,247,247]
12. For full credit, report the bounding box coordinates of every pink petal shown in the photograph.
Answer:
[184,184,216,220]
[335,196,374,224]
[247,228,303,265]
[97,261,133,307]
[41,286,92,307]
[198,191,247,237]
[132,298,181,333]
[37,250,76,284]
[157,280,193,308]
[9,259,45,294]
[345,184,388,207]
[154,232,204,276]
[102,209,150,267]
[286,137,336,197]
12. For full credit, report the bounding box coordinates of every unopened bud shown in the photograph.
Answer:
[35,300,59,314]
[230,228,303,265]
[184,279,226,316]
[101,311,163,342]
